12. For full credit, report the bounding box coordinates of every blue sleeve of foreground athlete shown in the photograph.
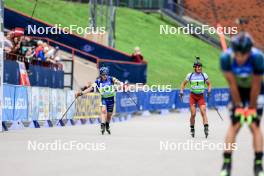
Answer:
[252,51,264,75]
[220,51,232,72]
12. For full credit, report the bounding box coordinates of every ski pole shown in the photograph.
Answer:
[207,92,224,121]
[124,91,141,110]
[212,106,224,121]
[57,96,78,125]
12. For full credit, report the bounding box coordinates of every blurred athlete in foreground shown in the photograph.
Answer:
[76,67,123,135]
[180,57,211,138]
[219,32,264,176]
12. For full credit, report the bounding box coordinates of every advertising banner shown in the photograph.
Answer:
[13,86,28,120]
[115,92,143,113]
[27,86,32,121]
[66,90,75,119]
[38,87,50,120]
[31,87,39,120]
[144,91,176,111]
[49,89,58,120]
[2,84,15,121]
[74,93,101,119]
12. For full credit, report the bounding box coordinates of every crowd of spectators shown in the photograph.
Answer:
[4,29,62,72]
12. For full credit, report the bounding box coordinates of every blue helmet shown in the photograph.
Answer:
[99,67,109,75]
[231,32,253,54]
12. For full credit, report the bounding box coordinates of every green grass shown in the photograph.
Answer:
[5,0,227,88]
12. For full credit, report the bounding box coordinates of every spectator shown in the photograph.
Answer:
[3,30,62,71]
[131,46,144,63]
[44,46,56,63]
[4,32,13,53]
[25,47,35,61]
[35,40,46,62]
[19,36,35,55]
[12,37,21,54]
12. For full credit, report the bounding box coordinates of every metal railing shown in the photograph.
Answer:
[119,0,163,10]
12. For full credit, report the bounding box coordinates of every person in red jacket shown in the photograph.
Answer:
[131,47,144,63]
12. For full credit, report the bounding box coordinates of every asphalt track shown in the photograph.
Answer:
[0,109,262,176]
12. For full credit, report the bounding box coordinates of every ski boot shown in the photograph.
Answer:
[190,125,195,138]
[220,162,231,176]
[105,122,111,135]
[101,123,106,135]
[204,124,209,138]
[254,161,264,176]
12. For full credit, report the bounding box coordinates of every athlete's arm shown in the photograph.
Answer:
[76,83,96,97]
[112,77,127,92]
[220,52,242,106]
[81,81,92,91]
[180,80,188,93]
[206,80,212,93]
[204,73,211,93]
[223,72,242,106]
[249,75,262,108]
[112,77,123,85]
[250,54,264,108]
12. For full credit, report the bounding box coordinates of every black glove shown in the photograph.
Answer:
[179,92,184,98]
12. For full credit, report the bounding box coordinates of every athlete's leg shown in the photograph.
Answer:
[190,104,196,125]
[106,112,113,122]
[190,104,196,137]
[220,122,241,176]
[199,105,208,125]
[100,105,107,134]
[224,122,241,152]
[105,99,114,134]
[250,119,264,176]
[199,104,209,138]
[250,122,263,153]
[198,94,209,137]
[101,105,107,123]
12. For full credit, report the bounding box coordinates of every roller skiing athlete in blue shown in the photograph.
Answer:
[76,67,124,135]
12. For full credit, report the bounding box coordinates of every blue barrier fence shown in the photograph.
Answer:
[4,60,64,88]
[2,84,75,121]
[115,89,230,113]
[2,84,230,122]
[98,62,147,83]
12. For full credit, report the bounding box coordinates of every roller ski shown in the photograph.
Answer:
[190,126,195,138]
[254,162,264,176]
[220,162,231,176]
[204,124,209,138]
[101,123,106,135]
[105,122,111,135]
